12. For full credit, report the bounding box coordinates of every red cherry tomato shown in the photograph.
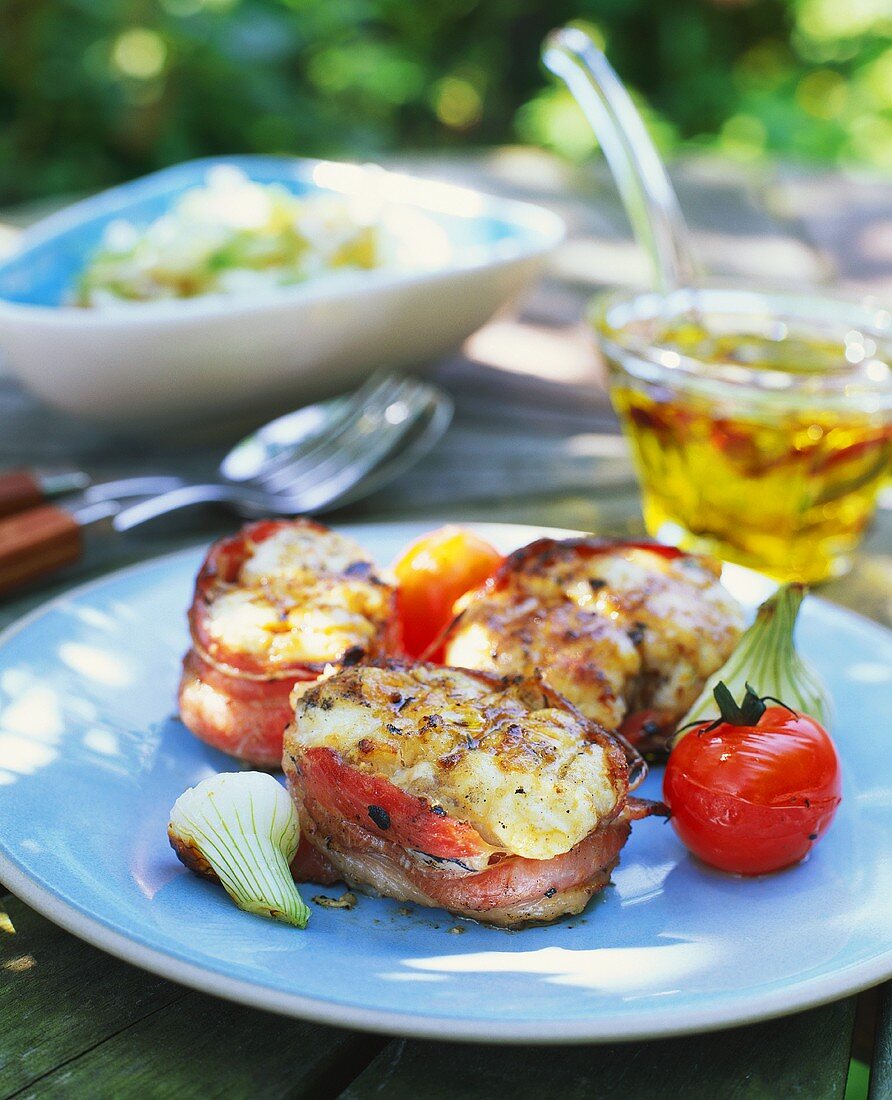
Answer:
[393,526,502,659]
[663,704,841,875]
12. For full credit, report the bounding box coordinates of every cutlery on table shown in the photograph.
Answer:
[0,476,193,595]
[0,373,452,594]
[114,374,452,529]
[0,467,90,518]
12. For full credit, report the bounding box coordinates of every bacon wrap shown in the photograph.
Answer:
[436,535,741,759]
[178,649,310,766]
[290,835,341,885]
[294,746,495,862]
[283,661,660,925]
[285,779,663,924]
[179,519,398,766]
[284,782,666,916]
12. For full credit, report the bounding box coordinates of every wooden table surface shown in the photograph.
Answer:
[0,150,890,1098]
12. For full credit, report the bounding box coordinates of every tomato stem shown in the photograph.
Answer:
[715,681,766,726]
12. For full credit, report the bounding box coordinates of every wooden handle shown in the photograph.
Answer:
[0,505,82,594]
[0,469,44,518]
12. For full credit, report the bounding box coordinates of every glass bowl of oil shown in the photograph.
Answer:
[591,286,892,582]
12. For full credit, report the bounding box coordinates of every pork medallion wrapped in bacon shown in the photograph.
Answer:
[441,538,744,752]
[284,662,660,926]
[179,519,397,766]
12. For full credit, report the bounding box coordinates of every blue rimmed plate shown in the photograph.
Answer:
[0,521,889,1043]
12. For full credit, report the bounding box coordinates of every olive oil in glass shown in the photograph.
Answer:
[594,292,892,583]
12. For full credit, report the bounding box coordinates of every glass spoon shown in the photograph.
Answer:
[542,25,699,293]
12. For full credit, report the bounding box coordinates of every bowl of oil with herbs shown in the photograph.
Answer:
[592,286,891,583]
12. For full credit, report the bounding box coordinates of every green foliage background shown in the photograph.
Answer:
[0,0,890,204]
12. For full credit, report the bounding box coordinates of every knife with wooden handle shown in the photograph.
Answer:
[0,468,90,518]
[0,476,187,596]
[0,505,84,592]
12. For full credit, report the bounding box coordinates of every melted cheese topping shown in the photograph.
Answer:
[567,549,745,718]
[445,596,637,729]
[205,525,391,666]
[444,542,744,728]
[240,526,373,585]
[289,664,624,860]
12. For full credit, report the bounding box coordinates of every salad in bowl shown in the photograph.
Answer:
[0,156,563,428]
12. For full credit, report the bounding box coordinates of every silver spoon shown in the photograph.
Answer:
[542,25,698,293]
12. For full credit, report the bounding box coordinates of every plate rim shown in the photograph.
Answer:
[1,522,890,1044]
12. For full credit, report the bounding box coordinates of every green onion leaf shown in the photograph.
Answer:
[169,772,310,928]
[675,584,831,738]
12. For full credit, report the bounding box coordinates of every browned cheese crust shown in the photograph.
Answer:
[284,662,656,926]
[442,538,744,739]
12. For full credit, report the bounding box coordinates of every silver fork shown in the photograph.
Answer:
[0,374,452,595]
[259,374,419,495]
[77,372,428,523]
[227,370,406,488]
[113,375,446,529]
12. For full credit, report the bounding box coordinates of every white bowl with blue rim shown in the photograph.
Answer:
[0,156,564,428]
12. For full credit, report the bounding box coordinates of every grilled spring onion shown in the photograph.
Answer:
[675,584,831,739]
[169,772,310,928]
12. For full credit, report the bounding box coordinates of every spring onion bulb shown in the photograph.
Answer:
[168,772,310,928]
[675,584,831,739]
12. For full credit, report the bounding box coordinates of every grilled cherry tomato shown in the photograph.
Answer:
[663,685,841,875]
[394,527,502,659]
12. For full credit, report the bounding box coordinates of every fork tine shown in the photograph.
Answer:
[265,377,418,496]
[251,370,400,486]
[111,380,450,529]
[272,380,432,508]
[260,373,410,493]
[258,372,405,492]
[312,386,453,513]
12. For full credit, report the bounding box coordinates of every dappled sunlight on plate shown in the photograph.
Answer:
[401,940,720,995]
